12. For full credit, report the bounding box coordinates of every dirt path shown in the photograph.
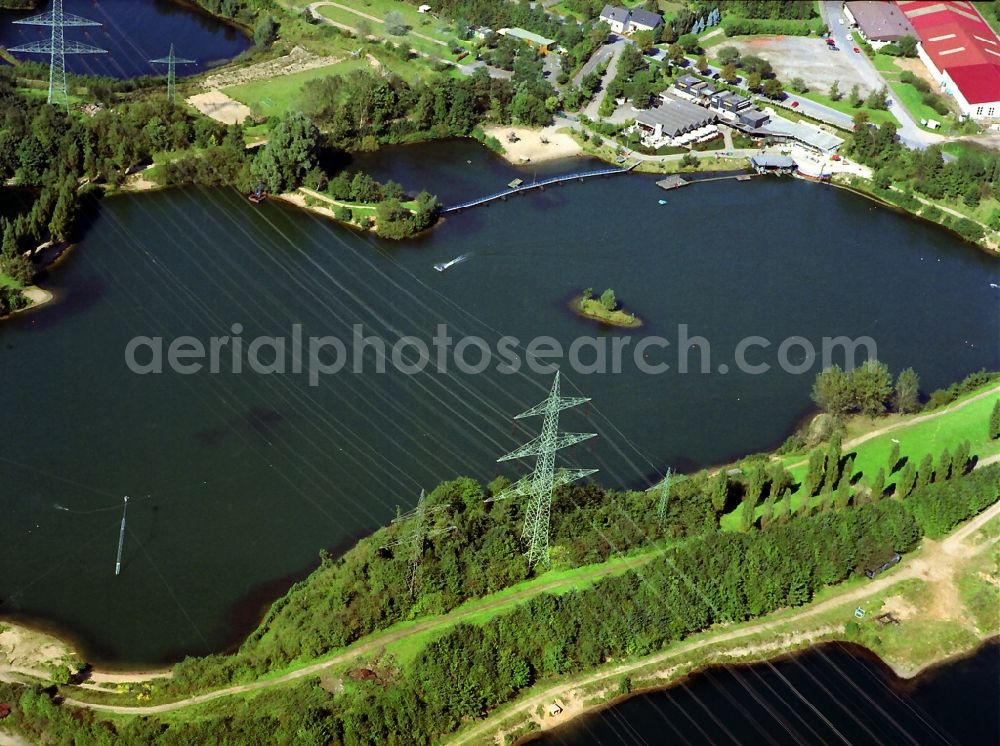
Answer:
[58,554,656,715]
[448,498,1000,745]
[785,384,1000,471]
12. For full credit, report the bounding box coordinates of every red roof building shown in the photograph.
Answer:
[895,0,1000,119]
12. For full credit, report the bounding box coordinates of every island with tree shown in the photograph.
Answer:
[574,287,642,328]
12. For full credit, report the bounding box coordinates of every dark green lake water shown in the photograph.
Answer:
[1,141,998,665]
[0,0,250,78]
[529,641,1000,746]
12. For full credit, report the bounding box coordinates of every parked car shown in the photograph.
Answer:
[853,47,860,53]
[846,32,853,40]
[828,45,839,51]
[791,100,799,108]
[825,38,836,46]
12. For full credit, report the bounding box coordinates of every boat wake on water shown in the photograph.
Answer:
[434,253,470,272]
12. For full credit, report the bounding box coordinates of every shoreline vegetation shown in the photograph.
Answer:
[1,371,997,743]
[572,289,641,328]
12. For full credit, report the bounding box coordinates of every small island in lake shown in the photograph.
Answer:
[574,287,642,328]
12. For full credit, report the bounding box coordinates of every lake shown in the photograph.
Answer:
[0,141,998,665]
[0,0,250,79]
[528,641,1000,746]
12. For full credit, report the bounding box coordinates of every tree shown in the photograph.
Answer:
[812,365,852,416]
[600,288,617,311]
[893,368,920,413]
[710,472,729,512]
[252,112,322,193]
[849,83,862,108]
[668,43,685,64]
[888,441,901,474]
[789,77,807,93]
[254,14,277,48]
[864,86,889,110]
[898,35,918,57]
[385,11,408,35]
[696,55,709,74]
[680,151,699,168]
[870,468,886,501]
[990,399,1000,440]
[829,80,841,101]
[936,447,952,482]
[761,78,783,99]
[747,71,762,91]
[850,360,892,416]
[915,453,935,491]
[952,440,970,477]
[633,30,655,53]
[896,460,917,498]
[853,109,870,129]
[804,449,825,497]
[717,46,740,65]
[721,62,738,84]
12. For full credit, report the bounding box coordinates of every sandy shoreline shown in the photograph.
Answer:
[0,284,53,322]
[484,125,582,164]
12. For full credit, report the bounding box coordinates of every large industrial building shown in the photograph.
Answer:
[894,0,1000,120]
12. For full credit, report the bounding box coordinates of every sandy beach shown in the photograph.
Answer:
[484,125,582,164]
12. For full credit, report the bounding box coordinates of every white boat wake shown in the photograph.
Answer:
[434,254,470,272]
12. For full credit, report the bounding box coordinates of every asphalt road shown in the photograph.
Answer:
[820,0,943,149]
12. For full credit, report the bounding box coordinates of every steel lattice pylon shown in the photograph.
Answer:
[381,489,453,596]
[150,43,196,104]
[9,0,106,108]
[492,371,597,568]
[657,468,673,526]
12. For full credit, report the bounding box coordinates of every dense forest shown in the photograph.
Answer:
[1,464,996,743]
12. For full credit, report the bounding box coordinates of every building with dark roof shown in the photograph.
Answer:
[598,5,663,34]
[633,96,717,140]
[843,2,915,46]
[896,0,1000,120]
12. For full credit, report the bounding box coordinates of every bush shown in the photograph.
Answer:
[333,206,353,222]
[924,370,999,410]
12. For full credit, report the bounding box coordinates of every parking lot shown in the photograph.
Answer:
[726,35,875,95]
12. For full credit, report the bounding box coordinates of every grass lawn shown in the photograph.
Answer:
[889,81,944,123]
[796,88,897,126]
[721,381,1000,530]
[223,59,368,114]
[315,4,465,61]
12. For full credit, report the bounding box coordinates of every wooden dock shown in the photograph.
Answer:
[441,162,638,214]
[657,172,756,191]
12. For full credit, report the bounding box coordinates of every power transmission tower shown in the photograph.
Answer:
[9,0,107,108]
[656,468,673,527]
[149,43,196,104]
[381,489,453,596]
[491,371,597,569]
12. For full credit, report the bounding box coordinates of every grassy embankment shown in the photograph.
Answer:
[722,382,1000,530]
